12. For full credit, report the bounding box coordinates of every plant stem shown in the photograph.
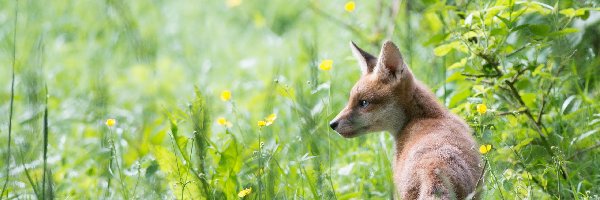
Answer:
[42,85,49,199]
[1,1,19,197]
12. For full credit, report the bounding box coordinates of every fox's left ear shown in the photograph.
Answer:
[375,40,406,80]
[350,41,377,75]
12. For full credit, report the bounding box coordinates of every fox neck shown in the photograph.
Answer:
[393,79,447,138]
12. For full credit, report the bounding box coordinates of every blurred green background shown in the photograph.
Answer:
[1,0,599,199]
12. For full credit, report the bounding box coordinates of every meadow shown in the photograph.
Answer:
[1,0,600,199]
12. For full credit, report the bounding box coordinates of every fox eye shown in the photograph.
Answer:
[358,100,369,108]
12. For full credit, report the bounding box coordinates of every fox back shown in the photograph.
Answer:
[330,41,482,199]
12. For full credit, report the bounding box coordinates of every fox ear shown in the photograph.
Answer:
[350,41,377,75]
[375,40,406,80]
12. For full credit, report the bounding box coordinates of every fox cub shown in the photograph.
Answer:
[330,41,482,199]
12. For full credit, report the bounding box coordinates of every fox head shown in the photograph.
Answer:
[330,40,415,138]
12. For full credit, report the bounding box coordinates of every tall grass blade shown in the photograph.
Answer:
[1,1,19,197]
[42,85,49,200]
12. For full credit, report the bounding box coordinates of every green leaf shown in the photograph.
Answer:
[528,24,550,36]
[145,160,159,178]
[153,146,202,199]
[521,93,537,108]
[217,138,241,174]
[515,138,534,150]
[449,89,471,108]
[434,41,466,57]
[495,14,511,27]
[559,8,586,18]
[151,129,167,144]
[446,71,466,82]
[434,43,454,57]
[548,28,580,37]
[448,58,467,70]
[424,12,443,33]
[573,130,599,145]
[176,136,188,151]
[561,95,576,114]
[277,85,295,99]
[215,138,240,196]
[424,33,449,46]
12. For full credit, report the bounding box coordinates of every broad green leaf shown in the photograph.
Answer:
[446,71,466,82]
[521,93,537,108]
[514,138,534,150]
[528,24,550,36]
[424,33,450,46]
[448,58,467,70]
[434,41,467,57]
[484,6,507,20]
[549,28,580,37]
[449,89,471,108]
[531,64,545,77]
[559,8,586,18]
[517,1,553,15]
[434,43,454,57]
[151,128,167,144]
[217,138,241,174]
[277,85,296,99]
[145,160,160,178]
[215,138,241,196]
[424,12,443,33]
[153,146,202,199]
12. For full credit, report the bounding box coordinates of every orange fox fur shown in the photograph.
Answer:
[330,41,482,199]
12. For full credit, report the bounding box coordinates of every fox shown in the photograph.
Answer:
[329,40,483,199]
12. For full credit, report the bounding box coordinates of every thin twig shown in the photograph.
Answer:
[506,43,530,58]
[537,82,553,125]
[569,141,600,160]
[496,109,528,116]
[509,147,548,193]
[461,73,502,78]
[504,80,568,180]
[474,159,488,191]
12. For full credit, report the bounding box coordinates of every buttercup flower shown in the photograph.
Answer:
[257,120,267,127]
[238,187,252,198]
[344,1,355,12]
[105,118,116,127]
[217,117,232,127]
[221,90,232,101]
[476,104,487,114]
[479,144,492,154]
[319,59,333,71]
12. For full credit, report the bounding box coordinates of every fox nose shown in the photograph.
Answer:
[329,121,339,130]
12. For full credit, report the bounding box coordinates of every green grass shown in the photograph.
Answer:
[1,0,600,199]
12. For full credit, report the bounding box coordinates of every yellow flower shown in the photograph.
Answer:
[476,104,487,114]
[226,0,242,7]
[105,118,116,127]
[221,90,232,101]
[257,120,267,127]
[479,144,492,154]
[265,113,277,126]
[319,59,333,71]
[238,187,252,198]
[344,1,355,12]
[217,117,232,127]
